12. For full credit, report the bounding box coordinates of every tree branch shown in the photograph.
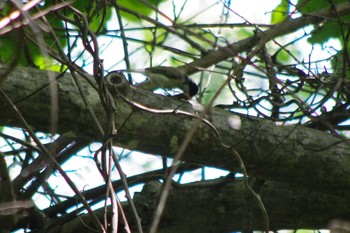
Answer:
[1,66,350,193]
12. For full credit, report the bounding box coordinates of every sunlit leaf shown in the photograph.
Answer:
[30,44,66,71]
[144,28,167,53]
[118,0,167,22]
[298,0,350,45]
[295,230,317,233]
[271,0,290,24]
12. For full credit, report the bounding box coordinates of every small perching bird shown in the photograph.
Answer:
[134,66,198,98]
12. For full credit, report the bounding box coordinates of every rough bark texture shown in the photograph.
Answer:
[57,180,350,233]
[1,66,350,231]
[1,66,349,190]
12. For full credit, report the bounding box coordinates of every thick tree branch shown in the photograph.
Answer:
[1,66,349,193]
[52,179,349,233]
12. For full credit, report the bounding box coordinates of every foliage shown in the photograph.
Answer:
[271,0,290,24]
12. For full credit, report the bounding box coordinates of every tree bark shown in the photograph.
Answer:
[1,66,349,191]
[56,179,349,233]
[2,66,350,232]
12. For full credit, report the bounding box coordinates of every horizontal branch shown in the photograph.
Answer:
[0,66,350,193]
[55,179,348,233]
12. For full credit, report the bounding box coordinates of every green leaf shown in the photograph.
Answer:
[144,28,167,53]
[298,0,329,13]
[275,48,299,63]
[307,22,341,45]
[89,7,113,32]
[331,50,350,78]
[71,1,113,32]
[271,0,290,24]
[298,0,350,45]
[0,36,20,64]
[295,230,317,233]
[118,0,167,22]
[0,1,69,68]
[33,55,66,72]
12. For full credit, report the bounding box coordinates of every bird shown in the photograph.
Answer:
[134,66,198,98]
